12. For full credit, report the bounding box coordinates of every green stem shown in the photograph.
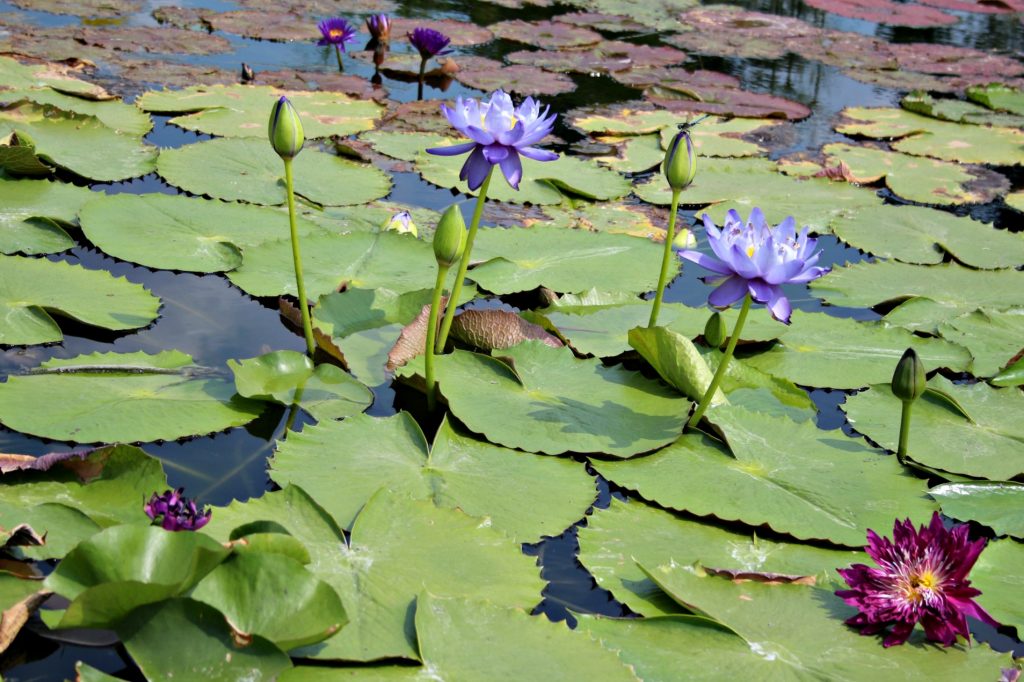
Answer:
[335,45,345,71]
[648,188,682,328]
[284,158,316,358]
[687,293,752,430]
[417,58,427,100]
[424,263,450,412]
[435,167,494,354]
[896,400,912,465]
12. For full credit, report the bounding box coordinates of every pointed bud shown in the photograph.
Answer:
[383,210,417,237]
[672,226,697,250]
[663,129,696,191]
[432,204,466,268]
[704,311,727,349]
[268,96,304,160]
[892,348,926,402]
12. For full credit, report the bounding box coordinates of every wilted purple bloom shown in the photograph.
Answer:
[317,17,358,49]
[408,27,452,60]
[144,488,211,532]
[426,91,558,191]
[836,512,999,648]
[366,14,391,42]
[679,207,828,324]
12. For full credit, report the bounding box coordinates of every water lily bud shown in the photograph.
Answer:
[268,96,304,160]
[663,129,697,191]
[433,204,466,268]
[383,210,417,237]
[704,311,727,349]
[672,226,697,250]
[892,348,926,402]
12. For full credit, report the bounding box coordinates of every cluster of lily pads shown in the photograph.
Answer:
[2,0,1024,678]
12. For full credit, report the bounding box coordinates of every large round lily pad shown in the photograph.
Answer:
[0,179,96,255]
[929,482,1024,538]
[427,342,688,457]
[936,308,1024,378]
[0,351,264,443]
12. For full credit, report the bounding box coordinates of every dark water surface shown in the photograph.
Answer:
[1,0,1022,677]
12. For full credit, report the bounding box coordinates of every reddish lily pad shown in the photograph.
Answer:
[232,0,398,11]
[895,44,1024,79]
[611,67,740,90]
[669,7,819,59]
[449,56,576,96]
[801,0,957,27]
[917,0,1024,11]
[203,11,321,42]
[556,12,651,33]
[74,26,232,56]
[489,20,602,48]
[252,69,386,101]
[388,17,493,46]
[508,41,686,75]
[109,60,236,89]
[10,0,140,17]
[646,85,811,121]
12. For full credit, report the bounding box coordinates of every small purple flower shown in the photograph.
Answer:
[426,91,558,191]
[836,512,999,648]
[679,208,829,324]
[408,27,452,60]
[317,18,358,49]
[144,488,211,532]
[366,14,391,42]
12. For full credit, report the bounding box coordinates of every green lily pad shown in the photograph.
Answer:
[742,310,972,389]
[229,350,372,422]
[79,193,328,273]
[641,562,1012,679]
[836,107,1024,166]
[0,501,99,561]
[157,137,391,206]
[592,406,936,547]
[967,83,1024,115]
[992,356,1024,387]
[820,142,1009,206]
[191,551,346,651]
[593,133,665,173]
[0,179,95,255]
[577,498,865,616]
[936,308,1024,377]
[0,351,264,443]
[971,539,1024,634]
[1008,191,1024,212]
[843,377,1024,480]
[468,226,670,295]
[0,255,160,345]
[228,231,436,299]
[0,56,109,98]
[271,412,594,542]
[137,85,382,140]
[628,326,722,405]
[902,91,1024,128]
[810,261,1024,322]
[700,348,817,421]
[4,88,152,135]
[829,204,1024,268]
[930,482,1024,538]
[1,103,158,181]
[428,342,688,457]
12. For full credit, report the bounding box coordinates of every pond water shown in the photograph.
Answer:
[1,0,1022,678]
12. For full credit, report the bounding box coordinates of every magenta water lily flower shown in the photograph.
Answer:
[836,512,999,648]
[144,488,211,532]
[408,27,452,59]
[426,91,558,190]
[680,207,828,324]
[317,17,358,49]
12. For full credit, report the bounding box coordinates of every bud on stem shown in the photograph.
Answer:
[433,204,466,268]
[663,129,697,191]
[704,311,727,349]
[892,348,926,465]
[268,96,304,160]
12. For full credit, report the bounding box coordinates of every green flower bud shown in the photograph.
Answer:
[892,348,926,402]
[268,96,304,159]
[663,129,697,191]
[383,210,417,237]
[672,226,697,250]
[704,311,727,349]
[432,204,466,268]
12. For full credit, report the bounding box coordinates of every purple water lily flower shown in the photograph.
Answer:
[144,488,211,532]
[426,91,558,190]
[317,17,358,49]
[408,27,452,60]
[366,14,391,42]
[679,207,828,324]
[836,512,999,648]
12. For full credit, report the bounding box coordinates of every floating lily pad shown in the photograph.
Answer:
[228,231,436,299]
[0,351,264,443]
[427,342,688,457]
[1008,191,1024,212]
[966,82,1024,114]
[271,412,594,541]
[0,501,99,560]
[930,482,1024,538]
[843,377,1024,480]
[820,142,1009,206]
[388,17,494,46]
[78,193,327,273]
[157,137,391,206]
[468,226,670,295]
[0,56,109,98]
[489,19,602,48]
[450,59,577,96]
[829,204,1023,267]
[644,84,812,121]
[577,498,865,616]
[0,255,160,345]
[200,10,321,42]
[138,85,382,139]
[2,88,152,135]
[535,202,664,238]
[593,406,935,547]
[972,539,1024,634]
[229,350,372,422]
[507,41,686,75]
[901,91,1024,128]
[936,309,1024,377]
[742,311,972,389]
[802,0,955,26]
[73,25,232,56]
[629,326,722,405]
[0,179,95,255]
[579,0,701,30]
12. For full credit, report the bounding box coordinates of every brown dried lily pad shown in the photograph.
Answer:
[74,26,232,56]
[389,17,494,46]
[646,85,811,121]
[489,20,602,49]
[202,10,321,42]
[611,67,740,90]
[449,56,576,96]
[387,301,433,372]
[232,0,398,13]
[107,59,236,90]
[451,309,563,351]
[507,41,686,75]
[801,0,957,27]
[253,69,386,101]
[556,11,651,33]
[10,0,140,18]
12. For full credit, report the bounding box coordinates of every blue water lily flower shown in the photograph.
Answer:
[317,17,358,48]
[408,27,452,59]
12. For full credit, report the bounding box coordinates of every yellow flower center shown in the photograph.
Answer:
[746,245,756,258]
[329,29,344,38]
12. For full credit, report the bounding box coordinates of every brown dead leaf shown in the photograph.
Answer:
[386,301,436,372]
[1,588,52,654]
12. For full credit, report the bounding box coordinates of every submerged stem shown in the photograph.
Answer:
[425,264,450,412]
[648,188,682,328]
[435,167,494,354]
[687,293,752,430]
[897,400,912,465]
[284,159,316,358]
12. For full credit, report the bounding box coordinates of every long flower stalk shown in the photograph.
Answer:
[424,264,450,411]
[648,188,682,327]
[283,158,315,357]
[687,293,751,430]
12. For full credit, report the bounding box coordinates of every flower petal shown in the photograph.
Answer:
[499,151,523,189]
[518,146,558,162]
[426,141,477,157]
[708,276,748,308]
